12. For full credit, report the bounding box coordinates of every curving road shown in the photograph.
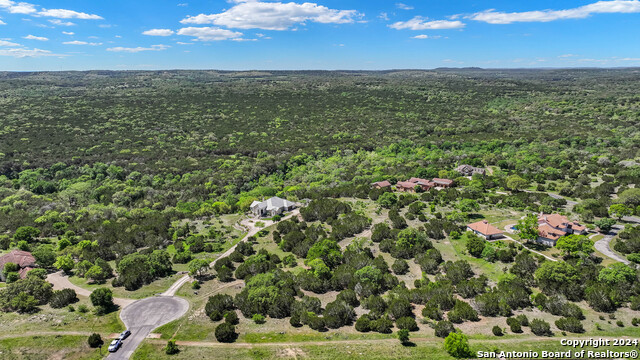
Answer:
[593,224,629,264]
[46,271,135,308]
[106,296,189,360]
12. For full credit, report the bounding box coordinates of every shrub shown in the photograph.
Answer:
[434,320,455,338]
[89,288,113,309]
[392,259,409,275]
[492,325,503,336]
[252,314,266,324]
[225,311,239,325]
[87,333,103,348]
[215,323,238,343]
[422,303,443,321]
[617,320,624,327]
[396,316,418,331]
[205,294,235,321]
[555,317,585,333]
[355,314,371,332]
[530,319,552,336]
[77,304,88,313]
[165,340,179,355]
[50,289,78,309]
[506,317,522,333]
[371,317,393,333]
[632,318,639,327]
[397,329,410,344]
[515,314,529,326]
[444,332,472,358]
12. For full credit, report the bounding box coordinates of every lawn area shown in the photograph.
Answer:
[0,335,105,360]
[433,234,507,283]
[132,336,636,360]
[69,273,185,299]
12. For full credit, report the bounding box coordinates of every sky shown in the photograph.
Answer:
[1,0,640,70]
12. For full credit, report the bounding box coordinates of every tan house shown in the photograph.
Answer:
[432,178,454,188]
[0,250,36,281]
[396,181,419,192]
[467,220,504,240]
[371,180,392,189]
[536,213,587,246]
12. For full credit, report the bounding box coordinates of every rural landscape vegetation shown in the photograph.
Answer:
[0,68,639,359]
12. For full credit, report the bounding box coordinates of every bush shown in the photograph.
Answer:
[506,317,522,333]
[252,314,266,324]
[50,289,78,309]
[397,328,410,344]
[434,320,455,338]
[89,288,113,309]
[165,340,179,355]
[77,304,88,313]
[492,325,503,336]
[530,318,552,336]
[444,332,472,358]
[617,320,624,327]
[422,303,443,321]
[215,323,238,343]
[370,317,393,333]
[392,259,409,275]
[396,316,418,331]
[632,318,639,326]
[87,333,103,348]
[205,294,235,321]
[355,314,371,332]
[555,317,585,333]
[515,314,529,326]
[225,311,239,325]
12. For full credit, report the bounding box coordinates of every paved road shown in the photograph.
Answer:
[106,296,189,360]
[46,271,135,308]
[594,224,629,264]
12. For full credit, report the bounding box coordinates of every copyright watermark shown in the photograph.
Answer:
[477,338,639,359]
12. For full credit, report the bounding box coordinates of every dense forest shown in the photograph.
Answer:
[1,69,640,358]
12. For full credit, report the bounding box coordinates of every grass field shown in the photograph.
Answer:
[69,273,185,299]
[0,335,105,360]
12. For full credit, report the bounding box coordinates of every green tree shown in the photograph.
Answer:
[397,328,410,344]
[87,333,103,348]
[595,218,616,233]
[85,265,106,282]
[465,233,486,258]
[10,292,39,313]
[598,263,636,286]
[556,234,594,257]
[506,175,529,192]
[32,244,56,267]
[457,199,479,213]
[13,226,40,243]
[516,213,539,243]
[54,254,74,274]
[444,332,471,358]
[90,288,113,309]
[377,192,398,209]
[609,204,632,220]
[188,259,210,277]
[215,323,237,343]
[165,340,179,355]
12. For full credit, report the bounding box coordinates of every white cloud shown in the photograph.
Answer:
[0,0,37,14]
[142,29,175,36]
[558,54,577,58]
[49,19,75,26]
[180,1,362,30]
[396,3,414,10]
[38,8,102,19]
[0,47,62,57]
[0,19,5,25]
[107,44,169,53]
[177,3,188,6]
[62,31,74,35]
[390,17,465,30]
[177,26,244,41]
[0,39,21,46]
[411,34,442,39]
[378,12,389,21]
[468,0,640,24]
[23,34,48,41]
[63,40,101,46]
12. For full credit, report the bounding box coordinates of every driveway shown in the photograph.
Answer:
[594,224,629,264]
[106,296,189,360]
[210,209,300,268]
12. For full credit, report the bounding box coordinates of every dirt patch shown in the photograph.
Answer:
[147,333,162,339]
[277,347,307,358]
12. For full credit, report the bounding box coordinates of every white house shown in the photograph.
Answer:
[250,196,296,217]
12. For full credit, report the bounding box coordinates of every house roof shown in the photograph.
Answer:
[456,165,485,173]
[251,196,296,211]
[18,266,34,279]
[0,250,36,270]
[538,223,567,241]
[371,180,392,187]
[467,220,503,236]
[538,213,585,232]
[408,177,434,186]
[432,178,454,185]
[396,181,417,189]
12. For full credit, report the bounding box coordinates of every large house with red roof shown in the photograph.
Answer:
[0,250,36,281]
[371,180,392,190]
[536,213,587,246]
[467,220,504,240]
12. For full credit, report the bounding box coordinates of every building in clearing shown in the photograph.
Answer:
[371,180,392,189]
[0,250,36,281]
[536,213,587,246]
[455,164,486,176]
[432,178,454,188]
[250,196,296,217]
[396,181,419,192]
[467,220,504,240]
[408,177,435,191]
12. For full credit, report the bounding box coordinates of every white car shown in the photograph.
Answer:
[108,339,122,352]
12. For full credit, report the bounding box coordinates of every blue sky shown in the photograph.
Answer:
[1,0,639,70]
